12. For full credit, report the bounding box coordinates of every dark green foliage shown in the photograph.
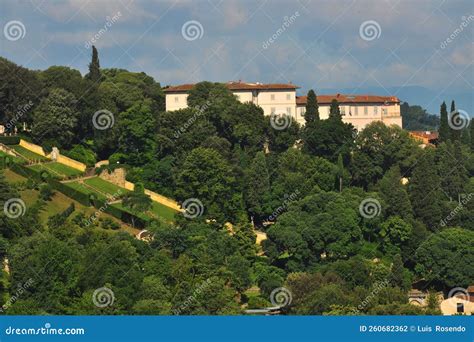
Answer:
[304,89,319,123]
[243,152,271,223]
[0,136,20,145]
[39,183,54,201]
[400,102,439,130]
[378,166,413,220]
[86,46,102,83]
[438,101,450,142]
[329,99,342,121]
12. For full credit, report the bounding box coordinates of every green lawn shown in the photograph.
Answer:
[0,150,26,164]
[64,181,107,200]
[2,169,27,184]
[149,201,179,222]
[10,145,48,161]
[83,177,128,197]
[29,162,83,178]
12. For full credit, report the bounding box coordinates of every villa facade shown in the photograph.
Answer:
[164,82,402,130]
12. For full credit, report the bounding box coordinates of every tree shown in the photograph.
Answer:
[438,101,450,142]
[450,100,461,142]
[415,228,474,288]
[122,183,152,214]
[86,46,102,83]
[436,141,467,201]
[31,88,78,149]
[304,89,319,123]
[378,165,413,220]
[329,99,342,121]
[243,152,271,223]
[409,148,443,230]
[175,147,244,223]
[379,216,412,253]
[471,118,474,152]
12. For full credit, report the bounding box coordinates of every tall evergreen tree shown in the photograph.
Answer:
[336,153,344,192]
[329,99,342,121]
[378,165,413,220]
[87,46,102,83]
[409,148,443,231]
[243,151,271,223]
[449,100,461,141]
[438,101,450,142]
[304,89,319,124]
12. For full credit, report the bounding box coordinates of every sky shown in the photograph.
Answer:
[1,0,473,114]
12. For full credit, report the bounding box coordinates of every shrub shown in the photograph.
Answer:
[63,144,97,167]
[39,183,55,201]
[0,136,20,145]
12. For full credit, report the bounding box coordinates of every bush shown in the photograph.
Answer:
[0,136,20,145]
[63,144,97,167]
[100,217,120,230]
[39,183,55,201]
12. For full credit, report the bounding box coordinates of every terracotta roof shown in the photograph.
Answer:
[409,131,439,140]
[296,94,400,105]
[164,81,300,92]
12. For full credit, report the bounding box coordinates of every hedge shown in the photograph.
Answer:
[92,198,149,228]
[0,136,20,145]
[49,180,91,207]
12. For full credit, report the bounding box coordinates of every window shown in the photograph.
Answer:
[457,303,464,313]
[340,106,345,115]
[174,96,179,103]
[374,106,378,116]
[286,94,291,100]
[382,108,388,116]
[286,107,292,115]
[271,94,275,101]
[364,106,368,115]
[271,107,276,114]
[354,106,359,116]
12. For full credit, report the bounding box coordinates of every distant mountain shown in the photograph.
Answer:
[314,86,473,116]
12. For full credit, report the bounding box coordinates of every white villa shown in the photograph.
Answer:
[164,81,402,130]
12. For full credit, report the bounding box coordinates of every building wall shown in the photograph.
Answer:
[296,103,402,130]
[166,92,402,130]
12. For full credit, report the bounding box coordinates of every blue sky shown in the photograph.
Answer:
[1,0,473,114]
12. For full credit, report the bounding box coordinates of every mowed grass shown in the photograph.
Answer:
[64,181,107,200]
[29,162,83,178]
[10,145,48,161]
[0,151,26,164]
[149,201,179,222]
[83,177,128,197]
[2,169,27,184]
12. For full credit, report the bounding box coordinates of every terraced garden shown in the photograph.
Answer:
[10,145,48,161]
[83,177,129,197]
[29,162,84,178]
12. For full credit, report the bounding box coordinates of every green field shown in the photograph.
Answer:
[83,177,128,197]
[10,145,48,161]
[0,150,26,164]
[64,180,107,200]
[2,169,27,184]
[149,201,179,222]
[29,162,83,178]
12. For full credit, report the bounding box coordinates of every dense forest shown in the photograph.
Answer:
[0,48,473,315]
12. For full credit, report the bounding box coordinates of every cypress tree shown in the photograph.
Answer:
[438,101,450,142]
[409,148,443,231]
[304,89,319,124]
[336,153,344,192]
[329,99,342,121]
[450,100,461,141]
[243,151,271,223]
[470,118,474,152]
[87,45,102,83]
[378,165,413,220]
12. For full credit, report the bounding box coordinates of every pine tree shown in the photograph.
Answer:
[438,101,450,142]
[409,148,443,231]
[329,99,342,121]
[450,100,461,142]
[304,89,319,124]
[87,46,102,83]
[378,165,413,220]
